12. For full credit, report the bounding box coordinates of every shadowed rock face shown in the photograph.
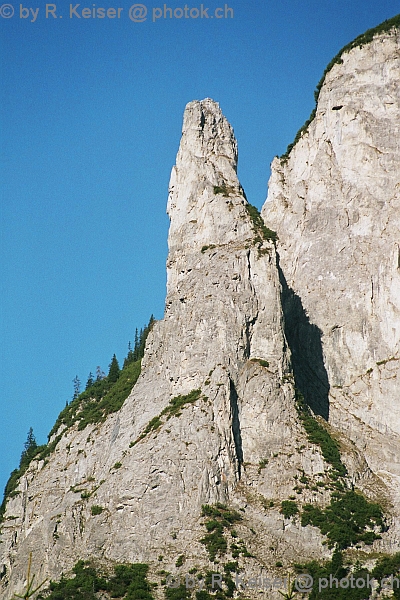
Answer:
[263,28,400,495]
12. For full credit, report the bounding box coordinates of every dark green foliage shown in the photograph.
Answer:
[20,428,38,470]
[244,203,278,244]
[372,552,400,598]
[280,500,299,519]
[230,539,252,559]
[143,416,163,435]
[201,244,217,253]
[96,365,106,381]
[295,392,385,552]
[280,14,400,160]
[0,429,53,523]
[175,555,185,568]
[372,551,400,579]
[165,583,191,600]
[73,376,81,400]
[37,560,154,600]
[213,184,231,196]
[200,504,242,561]
[295,392,346,477]
[108,354,120,384]
[301,490,384,549]
[295,550,372,599]
[90,505,103,516]
[130,316,155,363]
[200,525,227,561]
[123,341,135,368]
[258,459,268,474]
[201,504,242,527]
[85,372,94,390]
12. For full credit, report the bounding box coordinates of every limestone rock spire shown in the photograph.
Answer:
[167,99,253,262]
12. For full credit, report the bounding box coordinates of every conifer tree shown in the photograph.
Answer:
[19,428,37,470]
[108,354,120,383]
[123,342,135,368]
[86,372,94,390]
[133,328,139,361]
[96,366,105,381]
[72,375,81,400]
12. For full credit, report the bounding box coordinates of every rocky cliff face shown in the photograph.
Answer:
[262,27,400,513]
[1,23,400,600]
[0,99,328,600]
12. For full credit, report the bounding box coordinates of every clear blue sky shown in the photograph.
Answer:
[1,0,398,495]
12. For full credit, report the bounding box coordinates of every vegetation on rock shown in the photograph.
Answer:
[295,550,400,599]
[131,389,203,445]
[295,391,346,477]
[280,500,299,520]
[199,504,243,562]
[36,560,154,600]
[0,317,155,525]
[244,203,277,244]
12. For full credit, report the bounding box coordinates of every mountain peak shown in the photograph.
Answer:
[167,99,253,262]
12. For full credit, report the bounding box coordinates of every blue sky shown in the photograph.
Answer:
[0,0,398,495]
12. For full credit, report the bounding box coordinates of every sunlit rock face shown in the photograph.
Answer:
[263,28,400,505]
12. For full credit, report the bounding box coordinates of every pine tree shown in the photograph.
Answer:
[123,342,135,368]
[72,375,81,400]
[86,372,94,390]
[19,428,38,470]
[133,328,139,361]
[96,366,105,381]
[108,354,120,383]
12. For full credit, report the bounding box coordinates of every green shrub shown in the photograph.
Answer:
[201,244,216,253]
[199,504,242,561]
[258,459,269,474]
[37,560,154,600]
[295,392,346,477]
[251,358,269,368]
[0,434,63,524]
[175,555,185,568]
[213,184,231,196]
[295,549,372,599]
[244,203,278,244]
[301,490,384,549]
[91,505,103,516]
[280,500,299,519]
[165,583,191,600]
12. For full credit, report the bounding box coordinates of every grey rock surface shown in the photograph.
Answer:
[263,28,400,522]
